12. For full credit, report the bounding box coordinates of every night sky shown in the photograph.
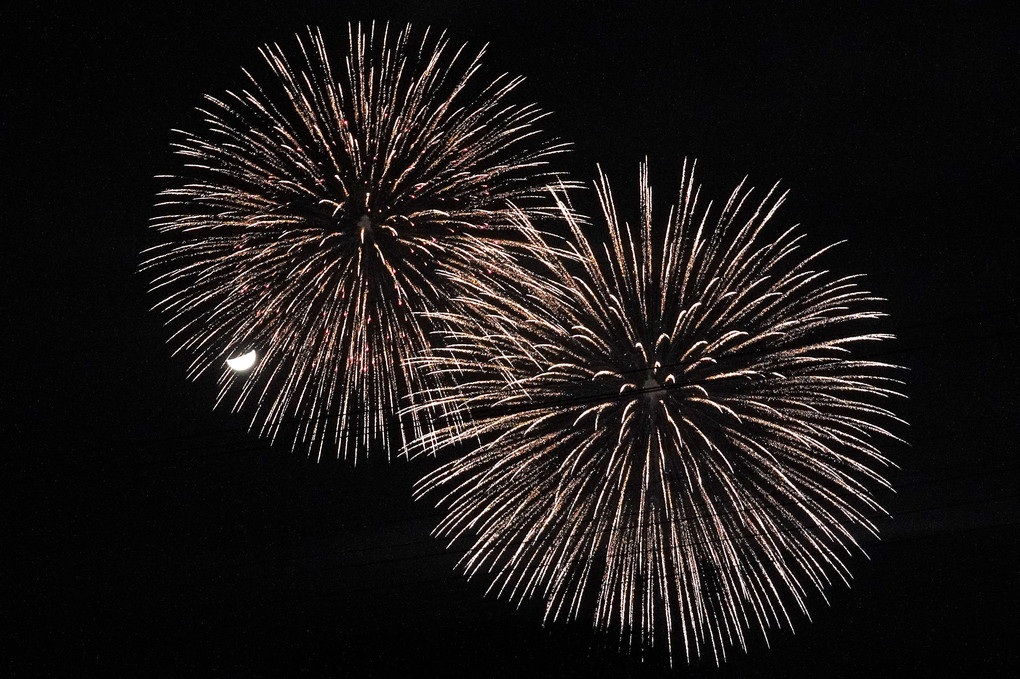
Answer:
[7,2,1017,676]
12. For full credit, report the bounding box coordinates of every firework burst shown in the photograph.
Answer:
[408,161,905,663]
[142,23,570,461]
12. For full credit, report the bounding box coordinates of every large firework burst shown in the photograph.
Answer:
[142,23,570,461]
[408,161,904,663]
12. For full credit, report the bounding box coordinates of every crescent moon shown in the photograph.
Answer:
[226,350,257,371]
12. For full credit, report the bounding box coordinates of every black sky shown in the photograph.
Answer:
[6,2,1017,676]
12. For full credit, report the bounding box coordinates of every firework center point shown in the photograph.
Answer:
[358,214,374,238]
[642,374,664,400]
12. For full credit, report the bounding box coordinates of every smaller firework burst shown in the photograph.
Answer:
[407,161,905,664]
[142,23,572,461]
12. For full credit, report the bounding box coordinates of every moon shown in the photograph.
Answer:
[226,350,257,371]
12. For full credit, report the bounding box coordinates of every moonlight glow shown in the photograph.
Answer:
[225,350,257,372]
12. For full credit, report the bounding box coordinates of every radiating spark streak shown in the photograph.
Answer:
[141,23,572,461]
[406,161,904,664]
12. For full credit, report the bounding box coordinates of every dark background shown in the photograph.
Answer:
[6,2,1017,676]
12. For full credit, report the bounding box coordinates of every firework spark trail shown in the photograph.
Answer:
[141,23,572,461]
[407,161,905,664]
